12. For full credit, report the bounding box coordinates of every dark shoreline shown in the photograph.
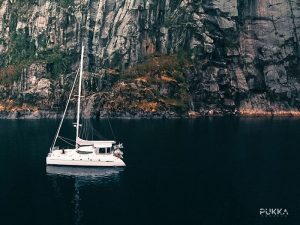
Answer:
[1,109,300,119]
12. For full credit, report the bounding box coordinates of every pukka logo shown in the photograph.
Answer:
[259,208,289,217]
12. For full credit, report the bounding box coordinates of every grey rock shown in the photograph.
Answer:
[0,0,299,118]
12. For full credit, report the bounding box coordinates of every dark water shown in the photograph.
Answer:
[0,118,300,225]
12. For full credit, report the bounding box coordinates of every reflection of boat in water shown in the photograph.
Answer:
[47,166,124,225]
[46,166,124,178]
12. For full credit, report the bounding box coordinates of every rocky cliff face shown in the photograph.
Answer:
[0,0,299,118]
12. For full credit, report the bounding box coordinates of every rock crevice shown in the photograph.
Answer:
[0,0,300,118]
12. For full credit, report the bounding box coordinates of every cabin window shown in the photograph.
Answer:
[98,147,112,154]
[99,148,106,154]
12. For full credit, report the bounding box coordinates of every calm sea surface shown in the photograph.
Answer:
[0,118,299,225]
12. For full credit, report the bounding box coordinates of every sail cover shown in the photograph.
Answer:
[76,137,115,148]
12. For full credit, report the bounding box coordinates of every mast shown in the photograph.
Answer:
[76,45,84,149]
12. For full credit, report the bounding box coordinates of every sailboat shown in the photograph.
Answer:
[46,46,126,167]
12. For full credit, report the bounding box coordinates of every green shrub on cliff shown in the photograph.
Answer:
[8,27,36,65]
[122,54,187,81]
[0,27,35,84]
[117,54,191,111]
[57,0,75,8]
[111,51,123,70]
[0,65,21,85]
[41,47,73,78]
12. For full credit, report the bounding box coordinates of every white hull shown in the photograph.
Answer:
[46,149,126,167]
[46,159,125,167]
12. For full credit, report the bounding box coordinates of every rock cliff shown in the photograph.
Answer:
[0,0,299,118]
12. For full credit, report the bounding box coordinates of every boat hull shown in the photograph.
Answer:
[46,158,126,167]
[46,149,126,167]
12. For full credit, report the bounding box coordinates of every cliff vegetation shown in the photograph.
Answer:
[0,0,299,118]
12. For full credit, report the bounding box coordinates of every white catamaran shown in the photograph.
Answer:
[46,46,125,167]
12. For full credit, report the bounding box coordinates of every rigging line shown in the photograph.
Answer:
[91,120,94,140]
[88,120,91,140]
[79,121,83,139]
[87,119,92,140]
[82,118,86,140]
[83,119,87,140]
[107,113,116,140]
[86,119,90,140]
[59,136,74,143]
[84,118,88,140]
[50,68,80,152]
[79,116,82,137]
[58,136,75,143]
[81,119,84,139]
[83,118,87,140]
[58,136,76,147]
[79,111,84,139]
[80,118,83,138]
[92,125,104,140]
[88,119,92,139]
